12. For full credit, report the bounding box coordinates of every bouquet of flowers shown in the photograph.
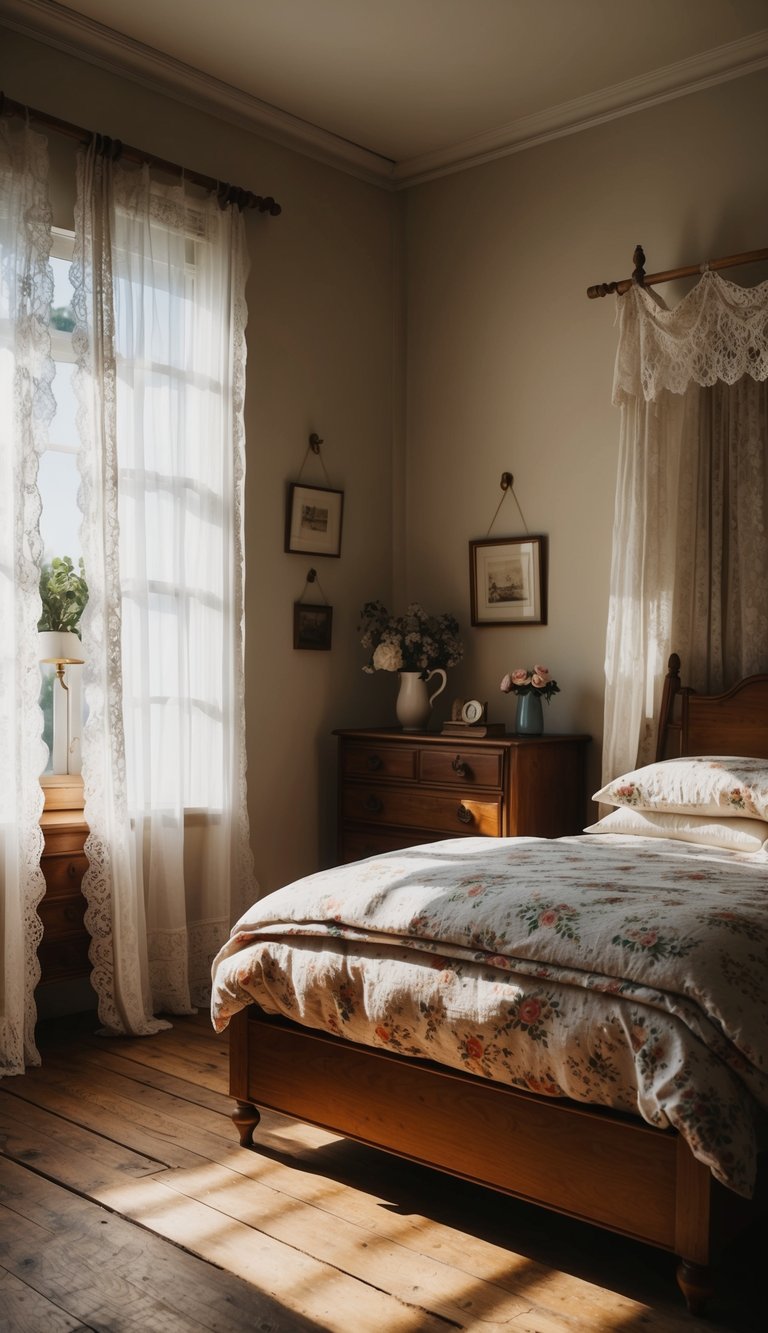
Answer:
[500,665,560,703]
[359,600,463,675]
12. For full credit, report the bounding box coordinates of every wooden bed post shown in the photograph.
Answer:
[656,653,683,760]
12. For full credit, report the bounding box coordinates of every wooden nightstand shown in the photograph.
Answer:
[334,728,591,864]
[38,776,91,989]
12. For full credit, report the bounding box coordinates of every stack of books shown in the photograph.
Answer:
[440,721,506,738]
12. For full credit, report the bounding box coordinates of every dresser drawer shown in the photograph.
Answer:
[340,827,439,863]
[38,892,87,936]
[419,747,504,789]
[341,783,502,837]
[41,851,88,898]
[341,742,418,782]
[37,931,91,983]
[43,825,88,856]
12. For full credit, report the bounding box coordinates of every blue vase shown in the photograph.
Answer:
[516,691,543,735]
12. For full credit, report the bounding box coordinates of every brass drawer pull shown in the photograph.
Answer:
[456,804,473,825]
[364,795,383,814]
[366,753,382,771]
[451,755,471,779]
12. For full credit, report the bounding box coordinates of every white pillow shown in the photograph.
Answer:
[585,805,768,852]
[593,755,768,822]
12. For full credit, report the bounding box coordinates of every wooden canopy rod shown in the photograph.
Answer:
[587,242,768,299]
[0,91,281,215]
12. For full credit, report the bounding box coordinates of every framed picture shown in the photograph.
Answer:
[285,483,344,557]
[469,536,547,626]
[293,602,333,651]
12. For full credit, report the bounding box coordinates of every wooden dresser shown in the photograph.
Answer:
[335,728,591,864]
[38,776,91,990]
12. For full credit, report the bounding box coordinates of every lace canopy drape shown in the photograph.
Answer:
[0,121,51,1075]
[603,271,768,783]
[74,145,257,1033]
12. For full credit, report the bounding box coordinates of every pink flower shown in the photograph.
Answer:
[518,998,542,1025]
[533,665,551,682]
[465,1036,484,1060]
[539,909,559,927]
[467,883,485,897]
[375,1025,390,1043]
[500,673,512,693]
[511,669,532,687]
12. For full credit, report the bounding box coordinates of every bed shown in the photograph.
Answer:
[211,656,768,1313]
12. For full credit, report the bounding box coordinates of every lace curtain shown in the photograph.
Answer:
[603,272,768,783]
[74,145,257,1033]
[0,121,52,1075]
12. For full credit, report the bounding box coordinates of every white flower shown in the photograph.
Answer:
[373,641,403,672]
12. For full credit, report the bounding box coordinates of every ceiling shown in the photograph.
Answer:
[4,0,768,185]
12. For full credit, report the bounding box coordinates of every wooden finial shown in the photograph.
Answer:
[632,245,646,286]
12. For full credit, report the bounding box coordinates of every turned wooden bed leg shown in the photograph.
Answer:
[676,1260,714,1315]
[232,1098,260,1148]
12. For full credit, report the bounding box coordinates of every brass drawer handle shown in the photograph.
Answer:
[452,755,470,778]
[456,804,473,825]
[364,795,383,814]
[366,753,382,771]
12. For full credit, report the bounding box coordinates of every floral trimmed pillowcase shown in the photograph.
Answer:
[593,755,768,823]
[584,805,768,853]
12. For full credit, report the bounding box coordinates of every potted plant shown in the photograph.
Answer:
[37,556,88,661]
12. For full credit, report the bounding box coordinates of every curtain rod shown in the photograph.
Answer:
[587,243,768,299]
[0,91,281,215]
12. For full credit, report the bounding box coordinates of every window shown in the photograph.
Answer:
[39,226,86,774]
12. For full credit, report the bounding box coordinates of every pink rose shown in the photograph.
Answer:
[500,673,512,693]
[539,909,558,927]
[511,669,531,687]
[518,998,541,1025]
[533,665,551,682]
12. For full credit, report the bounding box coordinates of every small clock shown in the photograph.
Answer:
[460,699,486,725]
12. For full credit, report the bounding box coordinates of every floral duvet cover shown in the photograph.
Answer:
[210,834,768,1196]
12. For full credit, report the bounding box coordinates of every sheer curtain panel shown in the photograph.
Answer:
[603,273,768,783]
[0,121,52,1075]
[74,145,256,1033]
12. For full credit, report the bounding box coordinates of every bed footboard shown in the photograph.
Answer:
[228,1006,723,1310]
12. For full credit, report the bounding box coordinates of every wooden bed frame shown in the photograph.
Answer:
[228,656,768,1313]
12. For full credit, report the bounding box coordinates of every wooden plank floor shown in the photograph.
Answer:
[0,1012,764,1332]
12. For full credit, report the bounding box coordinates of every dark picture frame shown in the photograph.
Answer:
[469,535,547,626]
[285,483,344,557]
[293,602,333,651]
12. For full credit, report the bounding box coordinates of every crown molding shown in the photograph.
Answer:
[0,0,396,186]
[2,1,767,191]
[393,27,768,187]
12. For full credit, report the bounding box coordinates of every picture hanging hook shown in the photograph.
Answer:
[309,433,323,454]
[500,472,513,491]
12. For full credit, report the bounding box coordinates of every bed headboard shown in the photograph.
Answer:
[657,653,768,760]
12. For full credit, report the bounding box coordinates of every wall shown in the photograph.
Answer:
[0,27,400,894]
[403,70,768,802]
[4,25,768,897]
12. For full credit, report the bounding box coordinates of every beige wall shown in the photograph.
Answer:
[0,28,399,894]
[4,25,768,891]
[403,69,768,801]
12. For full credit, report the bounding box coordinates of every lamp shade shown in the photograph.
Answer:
[38,629,85,664]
